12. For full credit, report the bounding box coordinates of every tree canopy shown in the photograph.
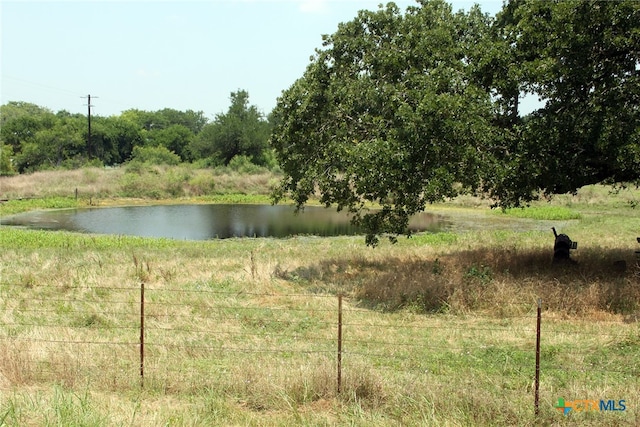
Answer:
[188,90,272,166]
[270,0,640,245]
[491,0,640,205]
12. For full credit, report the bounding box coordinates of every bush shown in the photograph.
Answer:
[0,143,17,176]
[60,157,103,170]
[164,168,192,197]
[226,155,268,174]
[130,145,180,166]
[187,172,216,196]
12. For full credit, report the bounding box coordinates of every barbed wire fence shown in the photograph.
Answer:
[1,282,638,417]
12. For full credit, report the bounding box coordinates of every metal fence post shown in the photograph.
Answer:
[140,282,145,388]
[337,293,343,394]
[535,298,542,417]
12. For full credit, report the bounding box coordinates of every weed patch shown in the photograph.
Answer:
[497,206,582,220]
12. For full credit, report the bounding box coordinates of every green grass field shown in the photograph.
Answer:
[1,167,639,426]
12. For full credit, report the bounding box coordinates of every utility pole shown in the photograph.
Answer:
[81,94,98,159]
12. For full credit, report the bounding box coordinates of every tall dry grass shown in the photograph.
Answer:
[0,168,124,199]
[0,165,279,201]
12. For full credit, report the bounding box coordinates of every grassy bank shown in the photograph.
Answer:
[0,165,277,215]
[1,167,639,425]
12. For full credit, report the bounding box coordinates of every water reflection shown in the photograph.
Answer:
[0,204,450,240]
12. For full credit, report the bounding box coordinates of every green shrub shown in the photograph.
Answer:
[0,143,17,176]
[187,172,216,196]
[226,155,268,174]
[60,157,103,170]
[118,172,163,198]
[130,145,180,166]
[164,168,192,197]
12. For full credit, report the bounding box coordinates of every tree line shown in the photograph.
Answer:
[0,90,273,175]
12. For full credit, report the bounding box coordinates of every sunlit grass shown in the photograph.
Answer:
[497,206,582,220]
[0,169,639,425]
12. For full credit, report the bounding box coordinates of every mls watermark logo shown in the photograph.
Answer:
[555,397,627,415]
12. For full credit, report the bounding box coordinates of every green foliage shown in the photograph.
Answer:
[0,103,207,170]
[226,155,269,174]
[489,0,640,205]
[271,0,639,245]
[0,142,17,176]
[90,116,142,164]
[129,145,181,166]
[464,264,493,285]
[187,172,216,196]
[0,102,55,154]
[188,90,271,166]
[271,1,497,245]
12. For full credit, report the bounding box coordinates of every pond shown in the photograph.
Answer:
[0,204,451,240]
[0,204,565,240]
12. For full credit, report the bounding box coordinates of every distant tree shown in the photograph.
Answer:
[117,108,202,161]
[145,124,194,161]
[0,142,16,176]
[155,108,208,134]
[120,109,166,131]
[14,116,85,172]
[0,101,53,125]
[0,103,206,170]
[89,116,141,165]
[129,145,181,166]
[189,90,271,166]
[0,102,55,152]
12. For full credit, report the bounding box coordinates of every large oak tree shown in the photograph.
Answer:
[270,0,640,245]
[271,0,501,245]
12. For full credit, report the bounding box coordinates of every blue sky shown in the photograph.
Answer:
[1,0,505,119]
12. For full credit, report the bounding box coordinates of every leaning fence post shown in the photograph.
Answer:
[337,293,343,394]
[140,281,145,388]
[535,298,542,417]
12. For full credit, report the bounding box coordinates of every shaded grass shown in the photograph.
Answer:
[275,242,640,316]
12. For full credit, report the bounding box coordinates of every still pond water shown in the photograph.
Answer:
[1,204,450,240]
[1,204,558,240]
